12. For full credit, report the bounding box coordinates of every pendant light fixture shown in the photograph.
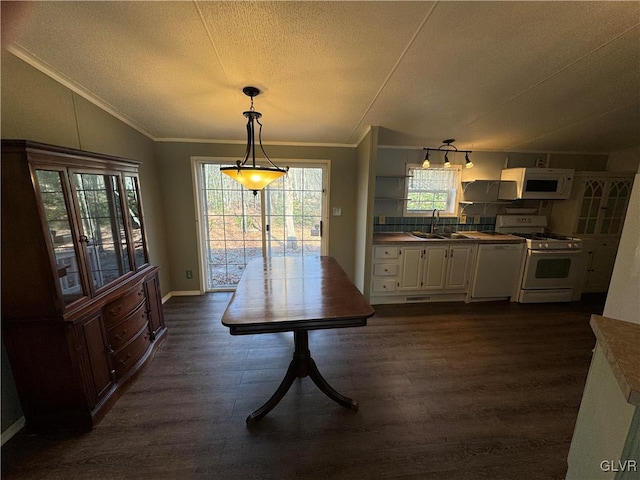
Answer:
[220,86,289,195]
[422,139,473,169]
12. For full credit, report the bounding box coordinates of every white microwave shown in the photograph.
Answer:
[498,168,574,200]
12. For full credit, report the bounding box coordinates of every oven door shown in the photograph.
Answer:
[521,249,582,290]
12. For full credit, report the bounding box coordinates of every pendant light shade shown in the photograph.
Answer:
[220,86,288,195]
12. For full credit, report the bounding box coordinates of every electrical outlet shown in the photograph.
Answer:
[473,215,481,225]
[186,270,193,279]
[460,214,467,224]
[379,215,385,225]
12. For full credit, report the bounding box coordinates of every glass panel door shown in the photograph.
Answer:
[72,172,132,289]
[202,164,264,288]
[124,175,148,270]
[35,169,87,305]
[199,161,326,290]
[264,166,323,257]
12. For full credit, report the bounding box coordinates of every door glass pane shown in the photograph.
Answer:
[124,176,147,269]
[35,170,86,305]
[73,172,131,289]
[202,164,264,288]
[265,167,323,258]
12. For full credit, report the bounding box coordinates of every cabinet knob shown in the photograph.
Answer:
[119,353,132,365]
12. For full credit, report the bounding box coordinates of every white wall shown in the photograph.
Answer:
[566,160,640,479]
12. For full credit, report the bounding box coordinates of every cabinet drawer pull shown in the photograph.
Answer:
[114,329,128,341]
[119,353,132,365]
[109,305,122,316]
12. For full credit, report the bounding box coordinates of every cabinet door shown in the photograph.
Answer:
[124,175,149,270]
[423,246,447,290]
[584,240,619,292]
[71,172,133,292]
[398,247,424,290]
[599,179,633,236]
[79,314,114,406]
[575,178,606,235]
[144,273,165,339]
[446,245,473,290]
[34,168,90,306]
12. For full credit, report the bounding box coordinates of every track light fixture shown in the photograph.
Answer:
[422,139,473,169]
[220,86,289,195]
[465,152,474,169]
[422,149,430,168]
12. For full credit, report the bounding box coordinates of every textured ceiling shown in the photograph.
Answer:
[2,1,640,153]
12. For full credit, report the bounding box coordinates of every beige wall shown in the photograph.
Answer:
[353,127,378,293]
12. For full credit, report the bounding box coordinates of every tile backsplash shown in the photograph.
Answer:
[373,216,496,233]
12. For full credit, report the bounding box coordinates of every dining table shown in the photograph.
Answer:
[221,255,375,425]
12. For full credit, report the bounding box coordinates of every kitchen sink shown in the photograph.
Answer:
[409,231,469,240]
[437,232,469,239]
[409,231,444,239]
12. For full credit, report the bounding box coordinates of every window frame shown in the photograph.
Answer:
[403,164,462,217]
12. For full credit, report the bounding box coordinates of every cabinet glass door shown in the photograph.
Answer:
[124,176,148,269]
[72,172,132,289]
[35,169,87,305]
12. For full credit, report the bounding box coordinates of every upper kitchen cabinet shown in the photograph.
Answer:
[550,172,634,238]
[550,172,635,293]
[1,140,166,431]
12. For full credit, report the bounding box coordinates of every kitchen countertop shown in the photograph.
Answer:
[373,231,525,244]
[590,314,640,406]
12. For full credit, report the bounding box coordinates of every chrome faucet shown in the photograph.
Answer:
[431,209,439,233]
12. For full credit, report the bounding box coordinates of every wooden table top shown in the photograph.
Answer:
[222,256,375,335]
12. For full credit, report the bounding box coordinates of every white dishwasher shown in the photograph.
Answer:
[471,243,524,299]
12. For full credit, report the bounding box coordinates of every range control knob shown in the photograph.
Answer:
[544,243,549,248]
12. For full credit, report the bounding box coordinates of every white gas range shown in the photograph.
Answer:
[495,215,583,303]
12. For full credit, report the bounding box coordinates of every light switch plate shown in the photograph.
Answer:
[332,207,341,216]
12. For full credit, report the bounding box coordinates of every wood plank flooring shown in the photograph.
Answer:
[2,293,605,479]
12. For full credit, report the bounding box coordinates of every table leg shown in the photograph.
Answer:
[246,330,358,425]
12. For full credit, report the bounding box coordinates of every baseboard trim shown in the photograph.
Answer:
[167,290,202,299]
[1,416,25,446]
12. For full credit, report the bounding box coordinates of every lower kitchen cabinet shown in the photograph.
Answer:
[370,243,475,304]
[580,237,620,293]
[398,246,425,291]
[424,244,474,291]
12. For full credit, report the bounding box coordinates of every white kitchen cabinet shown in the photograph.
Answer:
[370,242,475,304]
[550,172,634,293]
[423,246,448,289]
[580,238,620,293]
[551,172,633,237]
[371,245,400,295]
[398,246,424,291]
[446,245,474,290]
[423,244,474,291]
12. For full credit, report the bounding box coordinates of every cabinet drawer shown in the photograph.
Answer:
[374,246,399,259]
[103,284,145,326]
[373,263,398,276]
[106,303,148,351]
[372,279,397,293]
[112,324,151,379]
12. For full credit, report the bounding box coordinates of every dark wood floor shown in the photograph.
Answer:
[2,293,606,479]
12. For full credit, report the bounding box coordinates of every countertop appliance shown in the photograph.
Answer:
[498,168,574,200]
[495,215,583,303]
[470,243,525,300]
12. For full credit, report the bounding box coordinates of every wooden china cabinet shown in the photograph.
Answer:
[1,140,167,431]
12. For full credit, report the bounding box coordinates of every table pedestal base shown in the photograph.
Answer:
[246,330,358,425]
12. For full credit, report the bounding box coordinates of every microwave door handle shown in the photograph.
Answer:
[559,175,570,195]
